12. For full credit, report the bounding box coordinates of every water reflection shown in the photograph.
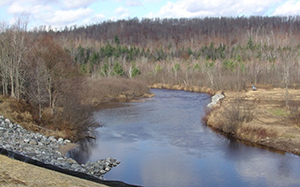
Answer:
[71,89,300,187]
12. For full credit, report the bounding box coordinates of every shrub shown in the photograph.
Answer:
[221,97,258,135]
[289,101,300,127]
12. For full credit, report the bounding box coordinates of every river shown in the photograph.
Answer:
[71,89,300,187]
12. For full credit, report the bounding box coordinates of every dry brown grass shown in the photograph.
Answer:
[0,155,107,187]
[217,96,258,135]
[79,77,150,106]
[206,87,300,155]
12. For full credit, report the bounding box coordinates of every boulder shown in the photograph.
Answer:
[207,93,225,108]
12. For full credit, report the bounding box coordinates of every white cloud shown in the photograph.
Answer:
[272,0,300,16]
[7,2,27,14]
[4,0,98,27]
[84,13,106,25]
[115,7,130,18]
[0,0,14,6]
[3,0,300,29]
[45,8,94,26]
[147,0,285,18]
[61,0,96,10]
[126,0,142,7]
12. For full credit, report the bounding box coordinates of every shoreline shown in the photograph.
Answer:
[151,84,300,156]
[150,83,215,95]
[0,116,120,179]
[205,88,300,156]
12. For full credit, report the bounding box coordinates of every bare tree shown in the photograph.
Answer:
[0,15,29,99]
[278,48,299,107]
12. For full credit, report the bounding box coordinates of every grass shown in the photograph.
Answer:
[284,134,296,139]
[0,155,107,187]
[268,108,290,117]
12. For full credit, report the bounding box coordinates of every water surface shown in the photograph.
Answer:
[72,89,300,187]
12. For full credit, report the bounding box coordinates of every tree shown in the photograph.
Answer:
[26,58,48,120]
[114,35,120,45]
[278,48,298,108]
[172,63,181,79]
[30,35,74,115]
[112,62,125,76]
[0,15,29,100]
[129,62,141,78]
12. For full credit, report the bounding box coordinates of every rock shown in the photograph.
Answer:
[5,118,11,124]
[100,170,106,174]
[48,136,57,142]
[64,139,71,144]
[0,127,7,133]
[57,138,64,144]
[0,116,119,179]
[207,93,225,108]
[23,138,30,144]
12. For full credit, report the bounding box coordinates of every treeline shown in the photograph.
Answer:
[52,16,300,48]
[47,16,300,92]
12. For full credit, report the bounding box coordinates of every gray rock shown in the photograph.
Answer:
[207,93,225,108]
[57,138,64,144]
[0,116,119,179]
[5,118,11,124]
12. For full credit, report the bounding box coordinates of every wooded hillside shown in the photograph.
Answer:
[1,16,300,139]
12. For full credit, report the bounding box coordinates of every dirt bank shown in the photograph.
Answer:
[206,86,300,156]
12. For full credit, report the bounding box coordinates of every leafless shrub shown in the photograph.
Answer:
[289,101,300,127]
[53,77,149,141]
[221,97,258,135]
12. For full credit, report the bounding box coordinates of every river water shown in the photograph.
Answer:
[72,89,300,187]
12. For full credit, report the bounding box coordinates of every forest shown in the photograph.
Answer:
[1,16,300,140]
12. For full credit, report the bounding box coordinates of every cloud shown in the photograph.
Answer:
[126,0,142,7]
[2,0,95,10]
[45,8,94,26]
[3,0,300,30]
[84,13,106,25]
[115,7,130,18]
[4,0,99,27]
[272,0,300,16]
[61,0,97,10]
[0,0,14,6]
[147,0,285,18]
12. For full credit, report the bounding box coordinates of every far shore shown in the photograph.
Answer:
[151,83,300,156]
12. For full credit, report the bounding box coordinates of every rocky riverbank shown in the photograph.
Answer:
[0,115,120,179]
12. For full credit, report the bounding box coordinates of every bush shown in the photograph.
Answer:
[221,97,258,134]
[289,101,300,127]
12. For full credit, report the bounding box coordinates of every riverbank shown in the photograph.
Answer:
[150,83,214,95]
[0,116,120,178]
[206,86,300,156]
[152,83,300,156]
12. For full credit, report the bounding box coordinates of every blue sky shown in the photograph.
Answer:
[0,0,300,29]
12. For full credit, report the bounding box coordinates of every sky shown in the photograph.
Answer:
[0,0,300,29]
